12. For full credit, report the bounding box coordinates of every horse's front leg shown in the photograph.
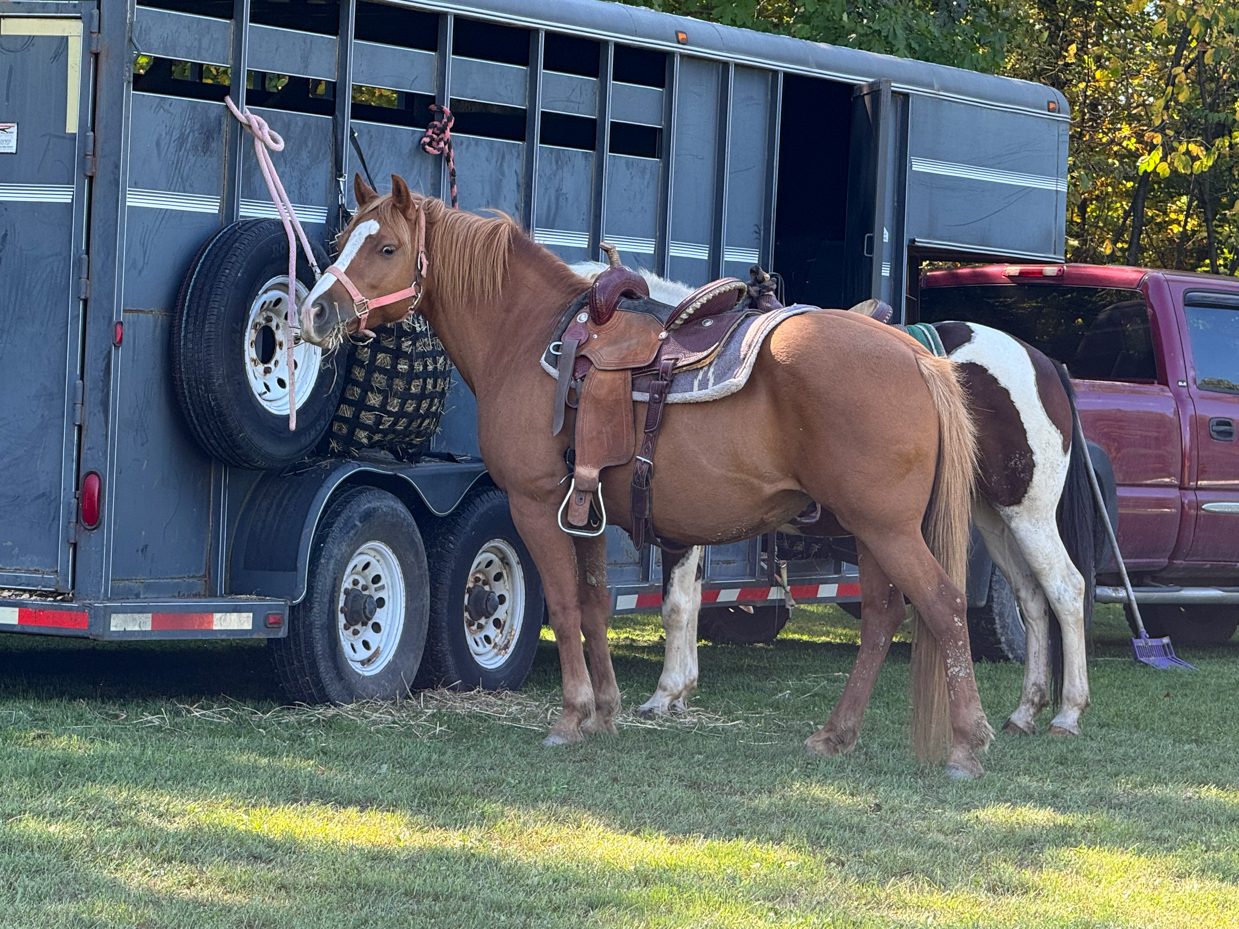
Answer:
[806,542,905,756]
[639,545,703,717]
[575,533,621,734]
[506,493,596,745]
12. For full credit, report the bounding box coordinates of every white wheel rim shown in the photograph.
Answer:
[243,275,322,416]
[337,540,405,677]
[463,539,527,670]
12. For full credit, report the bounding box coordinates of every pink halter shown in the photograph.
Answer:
[325,203,429,340]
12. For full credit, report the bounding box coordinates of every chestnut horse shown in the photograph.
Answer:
[572,263,1104,738]
[299,176,993,776]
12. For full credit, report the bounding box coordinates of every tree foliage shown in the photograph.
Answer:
[621,0,1239,274]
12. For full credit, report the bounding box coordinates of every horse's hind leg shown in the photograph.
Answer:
[639,545,703,718]
[506,493,597,745]
[859,532,992,777]
[997,505,1090,736]
[806,542,906,756]
[974,504,1053,736]
[575,533,621,734]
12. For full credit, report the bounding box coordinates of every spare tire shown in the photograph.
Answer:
[172,220,345,470]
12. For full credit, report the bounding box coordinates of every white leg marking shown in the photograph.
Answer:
[640,546,703,717]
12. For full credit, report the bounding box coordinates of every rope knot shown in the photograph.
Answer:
[420,104,458,209]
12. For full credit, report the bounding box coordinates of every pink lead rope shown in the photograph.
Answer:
[225,95,321,431]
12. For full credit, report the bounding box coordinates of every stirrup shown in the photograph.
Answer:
[557,478,607,537]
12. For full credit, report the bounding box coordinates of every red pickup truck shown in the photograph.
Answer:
[919,263,1239,649]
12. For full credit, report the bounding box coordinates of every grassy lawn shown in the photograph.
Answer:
[2,604,1237,928]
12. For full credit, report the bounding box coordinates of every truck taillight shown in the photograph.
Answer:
[80,472,102,530]
[1004,265,1065,278]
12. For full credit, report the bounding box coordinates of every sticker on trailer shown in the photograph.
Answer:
[0,605,88,629]
[0,124,16,154]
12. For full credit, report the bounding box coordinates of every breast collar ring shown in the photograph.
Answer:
[322,205,429,342]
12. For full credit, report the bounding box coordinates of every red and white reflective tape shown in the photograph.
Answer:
[110,612,253,632]
[0,606,88,630]
[615,582,861,612]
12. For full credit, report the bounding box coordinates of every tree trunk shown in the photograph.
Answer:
[1174,177,1195,270]
[1125,171,1151,266]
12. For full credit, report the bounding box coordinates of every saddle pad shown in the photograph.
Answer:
[902,322,947,357]
[539,304,818,404]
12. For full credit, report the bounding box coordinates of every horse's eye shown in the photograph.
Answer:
[381,245,396,257]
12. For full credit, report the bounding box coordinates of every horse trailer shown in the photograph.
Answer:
[0,0,1069,699]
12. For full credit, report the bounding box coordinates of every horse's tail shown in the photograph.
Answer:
[1050,362,1104,705]
[910,353,981,764]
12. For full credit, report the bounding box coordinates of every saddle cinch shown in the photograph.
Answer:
[551,246,757,549]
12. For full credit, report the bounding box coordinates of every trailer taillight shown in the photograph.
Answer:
[1003,265,1065,278]
[80,472,102,529]
[113,321,124,346]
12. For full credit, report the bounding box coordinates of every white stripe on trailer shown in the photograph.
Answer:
[0,607,18,625]
[615,594,638,611]
[714,588,739,603]
[212,612,252,630]
[111,613,152,631]
[817,584,838,598]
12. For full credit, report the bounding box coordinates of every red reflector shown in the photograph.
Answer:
[113,321,124,346]
[265,612,284,628]
[81,471,102,530]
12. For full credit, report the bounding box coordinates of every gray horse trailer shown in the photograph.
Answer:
[0,0,1068,698]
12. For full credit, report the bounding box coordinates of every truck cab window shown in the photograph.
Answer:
[920,285,1155,382]
[1185,303,1239,395]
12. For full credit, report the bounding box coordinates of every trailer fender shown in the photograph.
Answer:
[228,460,489,603]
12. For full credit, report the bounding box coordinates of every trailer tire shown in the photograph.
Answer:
[270,487,429,703]
[173,220,344,470]
[414,489,545,691]
[1142,604,1238,647]
[698,604,790,644]
[967,563,1026,662]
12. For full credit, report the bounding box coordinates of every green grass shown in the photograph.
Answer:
[2,605,1237,928]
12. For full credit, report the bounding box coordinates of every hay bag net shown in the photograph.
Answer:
[318,316,453,462]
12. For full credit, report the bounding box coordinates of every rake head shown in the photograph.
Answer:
[1132,633,1196,670]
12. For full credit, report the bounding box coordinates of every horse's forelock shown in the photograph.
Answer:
[335,196,411,256]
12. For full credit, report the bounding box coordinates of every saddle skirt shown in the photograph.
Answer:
[539,302,818,404]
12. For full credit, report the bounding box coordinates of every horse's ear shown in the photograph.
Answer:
[390,174,414,218]
[354,173,378,207]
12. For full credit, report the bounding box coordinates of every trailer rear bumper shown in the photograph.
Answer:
[0,597,289,640]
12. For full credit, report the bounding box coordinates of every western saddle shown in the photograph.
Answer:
[551,247,898,550]
[552,245,757,548]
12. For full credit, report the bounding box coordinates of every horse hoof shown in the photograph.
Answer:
[946,762,984,780]
[541,728,582,747]
[805,731,855,757]
[1048,723,1080,738]
[1002,718,1036,736]
[637,700,667,719]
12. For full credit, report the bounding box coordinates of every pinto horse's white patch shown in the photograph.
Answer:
[303,218,380,311]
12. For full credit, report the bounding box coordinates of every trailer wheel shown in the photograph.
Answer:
[173,220,345,470]
[1142,604,1238,647]
[414,489,545,691]
[270,487,429,703]
[967,563,1025,662]
[698,604,790,644]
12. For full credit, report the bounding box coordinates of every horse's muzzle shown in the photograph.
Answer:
[299,299,337,346]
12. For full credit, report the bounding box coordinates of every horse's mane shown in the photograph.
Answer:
[339,192,588,309]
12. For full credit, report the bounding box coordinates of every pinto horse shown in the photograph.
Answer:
[571,263,1103,738]
[299,176,994,776]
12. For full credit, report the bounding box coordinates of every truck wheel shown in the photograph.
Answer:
[1142,604,1238,646]
[173,220,345,470]
[698,604,790,644]
[967,563,1026,662]
[270,487,429,703]
[414,489,545,691]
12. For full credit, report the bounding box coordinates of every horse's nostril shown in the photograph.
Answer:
[312,302,328,323]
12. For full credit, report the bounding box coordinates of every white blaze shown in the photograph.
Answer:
[302,219,380,312]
